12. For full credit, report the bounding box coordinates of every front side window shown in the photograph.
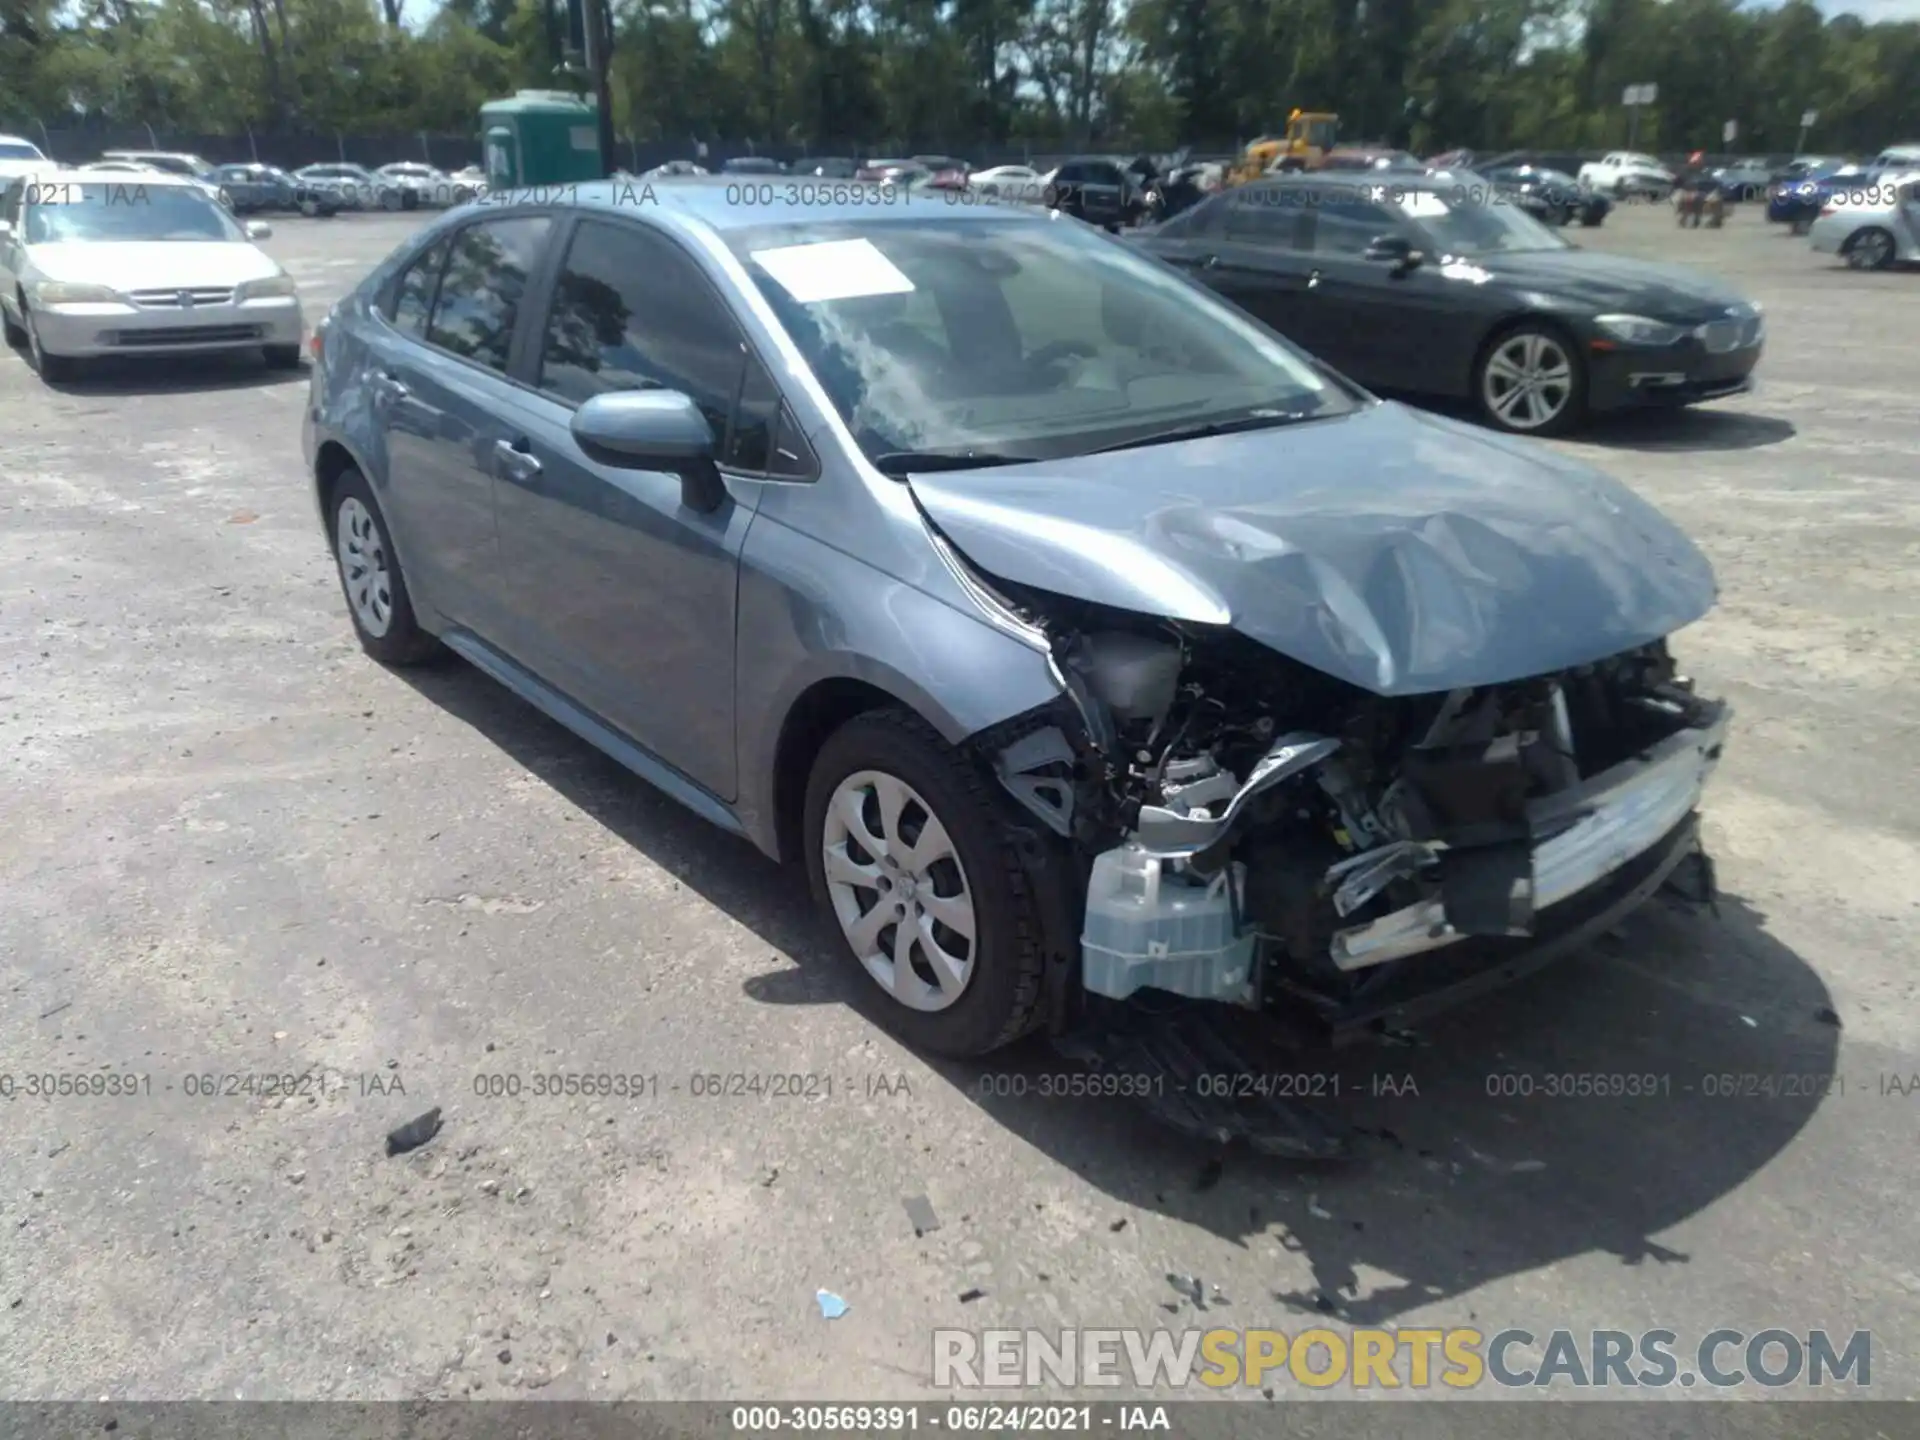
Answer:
[536,218,748,441]
[0,141,43,160]
[727,214,1352,464]
[1310,199,1402,257]
[1400,188,1568,256]
[425,216,551,373]
[23,183,241,244]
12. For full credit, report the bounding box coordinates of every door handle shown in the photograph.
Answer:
[493,437,542,481]
[1200,253,1220,269]
[372,371,408,401]
[1307,269,1322,289]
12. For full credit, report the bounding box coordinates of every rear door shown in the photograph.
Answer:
[1205,186,1319,344]
[491,215,765,800]
[363,213,554,636]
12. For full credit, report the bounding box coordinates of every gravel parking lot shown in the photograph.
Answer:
[3,199,1916,1411]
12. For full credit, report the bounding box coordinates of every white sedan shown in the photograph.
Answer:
[968,163,1044,200]
[1808,170,1920,270]
[0,171,304,381]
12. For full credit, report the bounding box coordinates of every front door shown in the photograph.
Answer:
[1297,196,1473,394]
[493,216,756,801]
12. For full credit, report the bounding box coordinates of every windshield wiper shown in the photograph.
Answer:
[1086,410,1326,455]
[868,450,1042,476]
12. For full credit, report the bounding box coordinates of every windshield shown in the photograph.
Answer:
[727,215,1354,464]
[1402,186,1569,255]
[0,142,43,160]
[24,183,242,244]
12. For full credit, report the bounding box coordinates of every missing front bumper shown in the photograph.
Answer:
[1330,701,1730,972]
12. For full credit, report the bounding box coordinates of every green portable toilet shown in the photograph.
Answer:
[478,89,604,187]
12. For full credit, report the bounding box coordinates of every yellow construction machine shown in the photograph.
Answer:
[1224,110,1340,186]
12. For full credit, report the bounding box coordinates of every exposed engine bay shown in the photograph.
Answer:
[973,582,1731,1036]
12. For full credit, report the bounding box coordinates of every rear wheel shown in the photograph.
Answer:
[1843,226,1896,271]
[328,468,441,665]
[803,710,1050,1058]
[1475,323,1585,437]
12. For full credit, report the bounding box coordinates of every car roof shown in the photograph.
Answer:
[528,176,1055,235]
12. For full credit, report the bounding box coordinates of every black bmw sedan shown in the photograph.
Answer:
[1134,174,1763,436]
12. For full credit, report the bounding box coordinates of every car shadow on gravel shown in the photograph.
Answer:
[15,348,308,396]
[1576,407,1796,452]
[397,659,1838,1329]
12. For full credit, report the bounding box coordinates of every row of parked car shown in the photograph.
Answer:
[0,137,489,217]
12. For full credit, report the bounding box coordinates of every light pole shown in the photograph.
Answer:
[580,0,617,179]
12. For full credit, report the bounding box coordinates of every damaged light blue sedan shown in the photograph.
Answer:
[304,180,1730,1116]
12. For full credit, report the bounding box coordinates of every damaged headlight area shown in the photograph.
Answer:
[977,587,1729,1032]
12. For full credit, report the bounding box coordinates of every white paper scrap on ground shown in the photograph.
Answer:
[751,238,916,303]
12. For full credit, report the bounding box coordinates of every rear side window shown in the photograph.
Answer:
[387,238,450,339]
[1224,191,1308,248]
[535,217,748,439]
[425,216,552,373]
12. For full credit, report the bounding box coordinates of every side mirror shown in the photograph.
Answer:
[245,220,273,240]
[570,389,728,514]
[1363,233,1419,271]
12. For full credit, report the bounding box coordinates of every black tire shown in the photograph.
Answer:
[327,467,441,666]
[264,344,304,370]
[1473,320,1587,438]
[803,709,1051,1058]
[1579,207,1604,228]
[2,297,24,348]
[298,195,320,217]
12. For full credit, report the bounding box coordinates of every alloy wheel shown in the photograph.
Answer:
[1846,229,1893,270]
[1482,331,1574,432]
[821,769,977,1012]
[336,496,394,638]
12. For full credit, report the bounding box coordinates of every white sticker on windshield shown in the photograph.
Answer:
[1401,190,1452,217]
[750,238,916,303]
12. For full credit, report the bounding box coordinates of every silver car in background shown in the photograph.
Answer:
[0,171,305,380]
[1808,170,1920,269]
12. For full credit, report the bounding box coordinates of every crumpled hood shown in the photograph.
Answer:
[907,402,1717,697]
[1480,249,1749,319]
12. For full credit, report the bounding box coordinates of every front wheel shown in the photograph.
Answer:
[298,195,320,217]
[24,305,79,382]
[2,298,24,348]
[328,468,441,665]
[803,710,1051,1058]
[1843,226,1896,270]
[1475,324,1586,437]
